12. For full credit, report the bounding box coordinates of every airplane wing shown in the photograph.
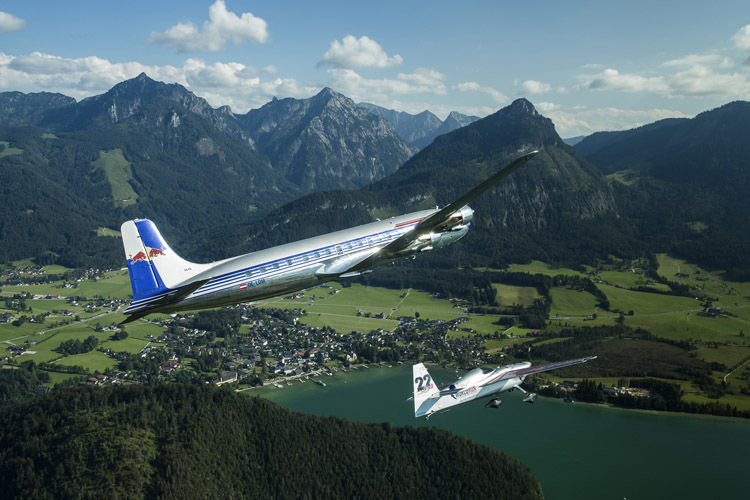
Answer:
[349,150,539,272]
[487,356,597,384]
[315,248,381,278]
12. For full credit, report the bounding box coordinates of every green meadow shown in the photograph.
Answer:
[549,288,599,317]
[53,351,117,372]
[493,283,540,306]
[508,260,584,277]
[92,149,138,207]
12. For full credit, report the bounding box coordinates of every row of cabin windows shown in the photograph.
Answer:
[242,232,392,279]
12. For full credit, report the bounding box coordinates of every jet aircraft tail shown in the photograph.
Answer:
[121,219,211,307]
[413,363,439,416]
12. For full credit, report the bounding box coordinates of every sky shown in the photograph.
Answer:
[1,0,749,137]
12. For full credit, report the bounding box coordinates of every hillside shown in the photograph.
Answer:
[575,101,750,279]
[0,384,543,499]
[196,98,618,268]
[574,102,750,183]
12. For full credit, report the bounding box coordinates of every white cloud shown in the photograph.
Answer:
[396,67,446,94]
[540,104,690,137]
[662,54,728,67]
[318,35,403,69]
[732,24,750,51]
[148,0,269,53]
[580,64,750,99]
[455,81,508,103]
[326,67,446,102]
[668,64,750,98]
[535,102,560,113]
[0,11,27,34]
[0,51,319,113]
[521,80,551,95]
[581,68,669,94]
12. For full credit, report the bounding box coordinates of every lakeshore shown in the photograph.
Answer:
[253,364,749,500]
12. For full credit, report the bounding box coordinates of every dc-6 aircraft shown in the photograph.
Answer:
[412,356,597,419]
[120,151,538,323]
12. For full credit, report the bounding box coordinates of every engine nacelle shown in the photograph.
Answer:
[441,205,474,231]
[485,398,502,409]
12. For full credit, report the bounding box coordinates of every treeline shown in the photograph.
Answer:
[540,377,748,419]
[57,335,98,355]
[0,362,50,402]
[0,384,543,499]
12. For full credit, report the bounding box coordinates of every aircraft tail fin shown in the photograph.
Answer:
[413,363,439,416]
[121,219,207,303]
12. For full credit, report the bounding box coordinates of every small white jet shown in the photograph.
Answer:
[412,356,597,419]
[119,151,538,323]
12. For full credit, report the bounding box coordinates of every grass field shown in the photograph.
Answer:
[549,288,599,317]
[258,284,468,333]
[625,310,744,344]
[301,312,398,333]
[72,270,132,299]
[606,169,638,186]
[508,260,584,277]
[597,284,700,316]
[96,227,121,237]
[493,283,540,307]
[53,351,117,373]
[0,141,23,158]
[92,149,138,207]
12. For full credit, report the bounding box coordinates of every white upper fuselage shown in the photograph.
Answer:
[127,208,470,316]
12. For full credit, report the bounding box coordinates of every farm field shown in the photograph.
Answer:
[493,283,540,307]
[549,288,598,317]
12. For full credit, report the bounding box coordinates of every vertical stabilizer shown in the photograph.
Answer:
[413,363,439,417]
[121,219,208,302]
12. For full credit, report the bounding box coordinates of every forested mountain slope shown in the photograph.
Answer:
[0,384,543,499]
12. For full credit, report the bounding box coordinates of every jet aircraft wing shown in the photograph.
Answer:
[350,150,538,272]
[482,356,597,386]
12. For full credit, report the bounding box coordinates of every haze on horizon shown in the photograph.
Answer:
[1,0,749,137]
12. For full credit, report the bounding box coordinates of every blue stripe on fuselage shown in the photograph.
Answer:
[190,221,416,298]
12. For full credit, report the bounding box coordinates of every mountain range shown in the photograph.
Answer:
[189,98,618,269]
[1,74,749,280]
[358,102,480,150]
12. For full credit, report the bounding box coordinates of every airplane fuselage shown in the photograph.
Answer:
[415,362,532,418]
[127,208,471,317]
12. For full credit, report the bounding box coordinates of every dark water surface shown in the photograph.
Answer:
[255,365,749,500]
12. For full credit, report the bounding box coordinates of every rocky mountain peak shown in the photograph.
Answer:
[505,98,538,116]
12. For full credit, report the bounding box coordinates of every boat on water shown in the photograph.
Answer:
[314,379,326,387]
[272,383,283,389]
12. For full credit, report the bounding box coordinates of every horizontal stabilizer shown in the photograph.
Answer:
[121,279,210,324]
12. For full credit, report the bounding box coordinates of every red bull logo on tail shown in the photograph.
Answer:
[129,251,148,264]
[148,246,166,258]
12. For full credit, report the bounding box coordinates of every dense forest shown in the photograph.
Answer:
[0,383,543,499]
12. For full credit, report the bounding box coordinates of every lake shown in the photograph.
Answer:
[252,364,749,499]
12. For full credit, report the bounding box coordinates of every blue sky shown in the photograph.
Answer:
[1,0,749,136]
